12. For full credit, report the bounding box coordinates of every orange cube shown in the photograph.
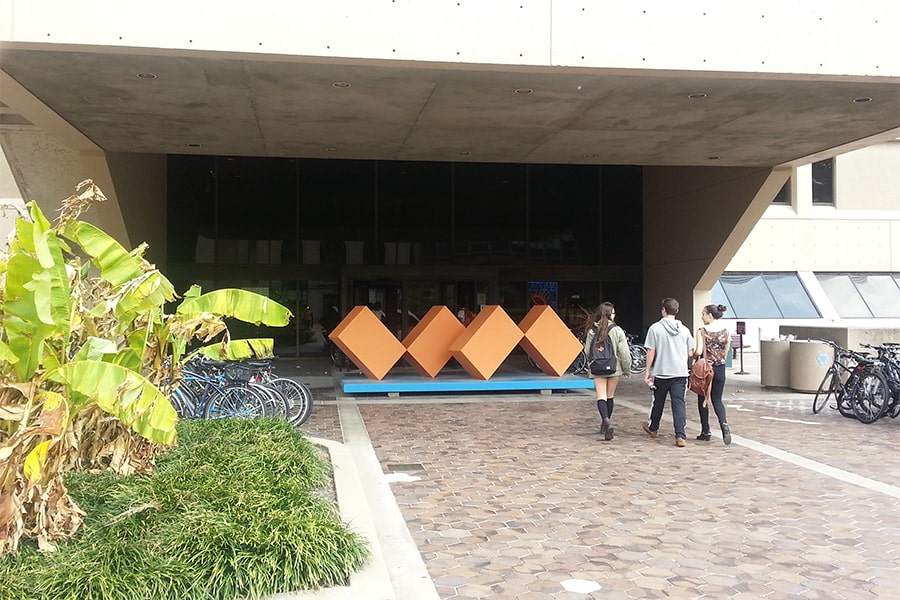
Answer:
[448,306,523,380]
[519,305,583,376]
[329,306,406,380]
[403,306,465,378]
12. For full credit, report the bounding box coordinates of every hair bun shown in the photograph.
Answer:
[717,304,727,313]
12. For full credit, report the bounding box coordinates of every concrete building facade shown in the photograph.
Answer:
[719,141,900,350]
[2,1,898,350]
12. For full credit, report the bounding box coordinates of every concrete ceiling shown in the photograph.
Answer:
[1,48,899,167]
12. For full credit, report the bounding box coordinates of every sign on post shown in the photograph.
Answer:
[734,321,748,374]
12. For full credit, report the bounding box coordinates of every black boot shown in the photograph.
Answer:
[721,423,732,446]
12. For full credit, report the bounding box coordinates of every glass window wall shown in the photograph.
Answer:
[816,273,900,318]
[169,157,639,268]
[715,273,819,318]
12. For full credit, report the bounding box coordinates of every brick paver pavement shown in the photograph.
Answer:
[296,354,900,599]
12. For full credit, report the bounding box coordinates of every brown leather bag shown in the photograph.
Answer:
[688,341,714,402]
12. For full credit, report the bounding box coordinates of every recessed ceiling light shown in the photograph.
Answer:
[136,72,157,79]
[514,88,533,95]
[852,96,872,103]
[582,153,599,158]
[687,92,707,99]
[458,151,471,156]
[707,155,720,160]
[332,81,351,88]
[325,147,341,152]
[186,143,202,148]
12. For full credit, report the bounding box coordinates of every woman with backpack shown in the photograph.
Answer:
[583,302,632,441]
[693,304,733,445]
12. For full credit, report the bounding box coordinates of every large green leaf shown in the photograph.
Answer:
[3,207,71,379]
[113,348,143,372]
[0,340,19,365]
[182,284,202,300]
[62,221,143,286]
[176,289,291,326]
[114,271,176,318]
[194,338,275,360]
[72,337,118,362]
[55,361,177,445]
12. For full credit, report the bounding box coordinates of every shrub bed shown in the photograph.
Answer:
[0,418,369,600]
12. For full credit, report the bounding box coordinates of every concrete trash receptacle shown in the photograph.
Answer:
[760,340,791,387]
[789,340,834,393]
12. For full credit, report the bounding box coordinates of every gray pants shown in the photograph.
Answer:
[649,377,687,440]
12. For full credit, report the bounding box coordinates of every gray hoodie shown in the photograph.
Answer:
[645,317,695,378]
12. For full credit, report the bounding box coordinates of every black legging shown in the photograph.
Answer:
[697,363,727,433]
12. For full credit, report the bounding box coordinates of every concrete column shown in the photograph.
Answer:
[642,166,788,332]
[0,69,133,249]
[105,152,168,268]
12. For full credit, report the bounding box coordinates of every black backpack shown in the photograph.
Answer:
[589,324,618,375]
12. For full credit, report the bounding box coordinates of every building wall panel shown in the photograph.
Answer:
[729,219,897,271]
[3,1,897,76]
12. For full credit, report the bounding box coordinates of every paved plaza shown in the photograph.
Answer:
[290,352,900,600]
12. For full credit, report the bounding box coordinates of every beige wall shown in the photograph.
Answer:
[642,166,781,332]
[836,142,900,211]
[730,218,897,271]
[727,142,900,272]
[2,1,897,77]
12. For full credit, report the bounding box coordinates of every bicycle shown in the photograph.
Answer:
[811,340,885,421]
[627,333,647,375]
[858,343,900,422]
[322,329,354,372]
[172,359,269,420]
[243,359,315,426]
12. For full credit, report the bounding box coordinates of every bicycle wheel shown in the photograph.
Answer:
[203,385,267,420]
[889,396,900,419]
[812,367,839,414]
[267,378,314,426]
[250,382,287,419]
[836,374,857,418]
[328,342,346,370]
[568,351,588,375]
[169,387,193,419]
[630,345,647,374]
[850,371,890,424]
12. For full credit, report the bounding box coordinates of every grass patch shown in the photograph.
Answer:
[0,418,369,600]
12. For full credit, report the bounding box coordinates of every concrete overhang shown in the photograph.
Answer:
[1,45,898,167]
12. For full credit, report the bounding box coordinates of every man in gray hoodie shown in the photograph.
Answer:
[642,298,695,447]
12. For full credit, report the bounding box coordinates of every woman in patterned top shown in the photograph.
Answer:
[693,304,733,445]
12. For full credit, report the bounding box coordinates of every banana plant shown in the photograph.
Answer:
[0,181,292,556]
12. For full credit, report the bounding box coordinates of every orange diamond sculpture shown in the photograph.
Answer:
[518,305,583,376]
[329,305,407,379]
[448,305,523,380]
[403,306,465,378]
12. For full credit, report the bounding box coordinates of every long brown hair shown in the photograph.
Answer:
[583,302,615,343]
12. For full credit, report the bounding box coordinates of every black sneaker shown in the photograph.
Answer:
[696,432,711,441]
[721,423,732,446]
[605,424,615,441]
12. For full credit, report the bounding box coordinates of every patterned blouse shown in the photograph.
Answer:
[701,328,730,366]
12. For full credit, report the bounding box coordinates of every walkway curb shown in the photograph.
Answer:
[270,406,439,600]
